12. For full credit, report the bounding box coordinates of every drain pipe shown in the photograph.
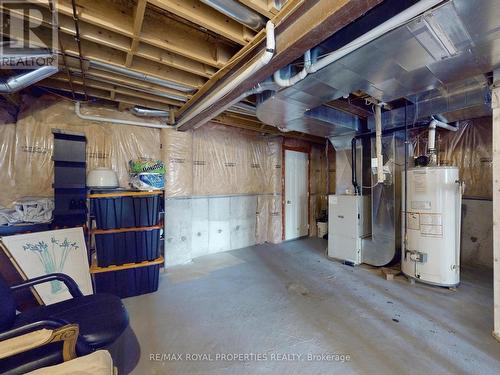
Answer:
[274,50,311,87]
[0,66,58,93]
[75,102,175,129]
[175,21,275,129]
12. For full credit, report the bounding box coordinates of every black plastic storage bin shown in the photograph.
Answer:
[93,264,160,298]
[92,193,162,229]
[95,229,161,267]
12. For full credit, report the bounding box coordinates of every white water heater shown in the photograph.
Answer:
[401,167,462,287]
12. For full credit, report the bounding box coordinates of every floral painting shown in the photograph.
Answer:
[1,228,93,305]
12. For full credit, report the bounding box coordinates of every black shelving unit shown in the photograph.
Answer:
[52,129,87,226]
[87,189,164,298]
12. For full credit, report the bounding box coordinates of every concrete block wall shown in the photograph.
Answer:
[165,195,257,267]
[461,199,493,268]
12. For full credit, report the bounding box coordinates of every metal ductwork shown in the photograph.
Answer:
[200,0,266,31]
[361,134,405,266]
[367,78,491,130]
[0,66,58,93]
[228,101,256,115]
[89,60,195,93]
[257,0,500,138]
[132,106,169,117]
[69,69,188,102]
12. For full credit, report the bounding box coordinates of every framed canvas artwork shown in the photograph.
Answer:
[1,227,93,305]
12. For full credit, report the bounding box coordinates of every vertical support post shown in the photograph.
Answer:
[325,138,330,195]
[492,70,500,342]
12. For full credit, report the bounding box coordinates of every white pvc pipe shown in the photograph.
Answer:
[428,117,459,152]
[427,117,458,164]
[274,50,311,87]
[428,121,437,152]
[431,117,459,132]
[176,21,275,129]
[75,102,174,129]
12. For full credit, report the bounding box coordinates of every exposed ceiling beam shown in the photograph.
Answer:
[37,81,173,111]
[177,0,384,130]
[32,0,236,68]
[148,0,255,45]
[126,0,148,67]
[176,0,304,117]
[64,67,191,101]
[48,75,184,107]
[140,11,236,68]
[50,31,206,89]
[2,3,217,78]
[35,0,135,37]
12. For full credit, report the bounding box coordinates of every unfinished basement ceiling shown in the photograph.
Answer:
[0,0,287,126]
[256,0,498,137]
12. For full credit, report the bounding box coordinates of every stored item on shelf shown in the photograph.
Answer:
[93,262,161,298]
[129,159,165,174]
[95,228,161,267]
[91,192,162,229]
[130,173,164,191]
[87,168,119,188]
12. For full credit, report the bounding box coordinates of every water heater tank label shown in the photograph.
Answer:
[413,172,427,192]
[420,214,442,226]
[421,224,443,237]
[411,201,431,210]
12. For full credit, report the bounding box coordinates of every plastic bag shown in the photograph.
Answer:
[129,158,165,174]
[130,173,165,190]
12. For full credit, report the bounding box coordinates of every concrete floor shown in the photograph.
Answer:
[119,238,500,374]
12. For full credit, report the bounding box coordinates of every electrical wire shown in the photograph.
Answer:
[37,87,92,103]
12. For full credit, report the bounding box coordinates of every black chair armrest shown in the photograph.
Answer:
[0,319,67,341]
[10,273,84,298]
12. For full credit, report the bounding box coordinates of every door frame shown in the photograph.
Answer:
[282,144,311,241]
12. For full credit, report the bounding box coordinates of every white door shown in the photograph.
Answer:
[285,150,309,240]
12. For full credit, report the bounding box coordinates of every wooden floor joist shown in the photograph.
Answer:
[0,0,376,141]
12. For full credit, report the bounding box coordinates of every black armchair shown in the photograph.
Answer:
[0,273,129,374]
